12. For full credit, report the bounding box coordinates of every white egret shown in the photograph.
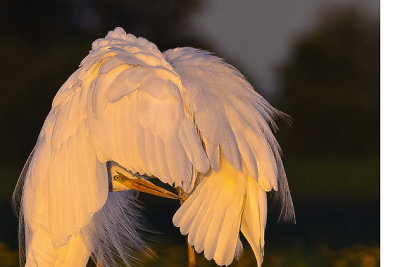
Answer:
[13,27,295,267]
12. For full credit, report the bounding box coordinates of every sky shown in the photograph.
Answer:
[190,0,379,95]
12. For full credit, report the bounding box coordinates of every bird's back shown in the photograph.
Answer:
[14,27,294,267]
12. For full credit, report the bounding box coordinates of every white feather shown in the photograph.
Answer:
[165,47,295,265]
[174,156,246,266]
[13,27,294,267]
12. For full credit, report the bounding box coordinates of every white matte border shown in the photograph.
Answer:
[381,0,400,266]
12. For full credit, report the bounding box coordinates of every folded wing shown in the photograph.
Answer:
[15,28,210,267]
[165,47,295,266]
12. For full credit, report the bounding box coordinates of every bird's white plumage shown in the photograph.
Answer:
[164,47,281,190]
[14,27,294,267]
[173,156,247,266]
[164,47,294,266]
[83,34,209,191]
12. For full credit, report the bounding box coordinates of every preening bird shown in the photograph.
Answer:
[13,27,295,267]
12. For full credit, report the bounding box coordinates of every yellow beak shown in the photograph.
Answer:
[112,171,179,200]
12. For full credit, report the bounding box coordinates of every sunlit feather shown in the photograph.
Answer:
[13,27,294,267]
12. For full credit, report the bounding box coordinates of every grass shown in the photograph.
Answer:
[138,241,379,267]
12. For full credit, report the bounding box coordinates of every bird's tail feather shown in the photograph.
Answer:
[240,177,267,267]
[173,156,259,266]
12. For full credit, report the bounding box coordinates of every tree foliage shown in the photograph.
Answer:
[276,6,379,157]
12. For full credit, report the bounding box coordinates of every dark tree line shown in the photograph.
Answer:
[275,6,379,158]
[0,2,379,167]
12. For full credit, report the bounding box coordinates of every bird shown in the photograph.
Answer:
[13,27,295,267]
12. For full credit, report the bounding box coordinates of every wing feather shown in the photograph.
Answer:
[164,47,294,218]
[154,135,170,181]
[179,119,209,173]
[17,28,211,266]
[87,49,208,190]
[240,178,267,266]
[165,47,295,266]
[17,27,293,267]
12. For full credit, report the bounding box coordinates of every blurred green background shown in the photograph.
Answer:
[0,0,379,266]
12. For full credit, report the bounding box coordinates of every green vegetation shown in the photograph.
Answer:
[131,242,380,267]
[0,242,18,267]
[286,156,379,203]
[275,6,379,158]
